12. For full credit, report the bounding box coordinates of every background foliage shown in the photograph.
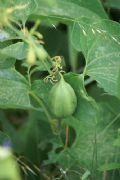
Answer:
[0,0,120,179]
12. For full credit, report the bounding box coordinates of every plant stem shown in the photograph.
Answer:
[84,77,95,86]
[64,126,69,149]
[8,23,28,43]
[102,159,108,180]
[27,67,32,87]
[30,91,52,121]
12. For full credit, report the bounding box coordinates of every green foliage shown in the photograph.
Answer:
[0,0,120,179]
[0,68,31,109]
[104,0,120,9]
[72,18,120,99]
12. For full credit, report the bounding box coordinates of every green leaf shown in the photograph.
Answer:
[0,68,31,109]
[34,0,102,24]
[98,163,120,171]
[88,84,120,116]
[14,0,37,22]
[0,29,11,42]
[0,33,17,69]
[64,73,98,122]
[0,28,17,42]
[0,57,15,69]
[32,80,52,106]
[72,18,120,99]
[20,110,54,163]
[104,0,120,9]
[64,0,107,18]
[71,17,92,54]
[0,42,28,60]
[85,20,120,99]
[0,0,38,23]
[62,73,99,169]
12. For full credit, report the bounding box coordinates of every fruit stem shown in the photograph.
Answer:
[59,72,63,79]
[64,125,69,149]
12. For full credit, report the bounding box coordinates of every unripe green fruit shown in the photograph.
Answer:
[49,76,77,118]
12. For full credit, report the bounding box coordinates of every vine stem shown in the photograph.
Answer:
[30,91,52,121]
[27,66,32,87]
[64,125,69,149]
[84,77,95,86]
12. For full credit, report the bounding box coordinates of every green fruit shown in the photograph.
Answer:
[49,75,77,118]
